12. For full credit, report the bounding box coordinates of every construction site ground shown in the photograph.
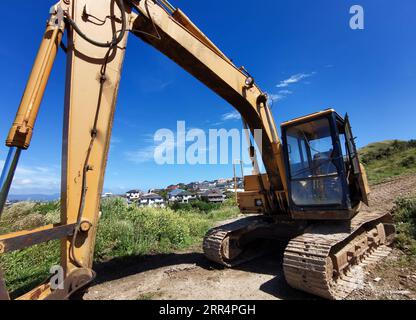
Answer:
[84,174,416,300]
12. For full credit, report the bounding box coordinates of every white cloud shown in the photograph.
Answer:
[269,89,293,103]
[0,159,60,194]
[110,136,122,151]
[269,94,285,102]
[125,135,177,165]
[125,146,156,164]
[221,111,241,121]
[111,136,122,144]
[276,72,316,88]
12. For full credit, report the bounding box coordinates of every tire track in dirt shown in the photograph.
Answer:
[365,174,416,212]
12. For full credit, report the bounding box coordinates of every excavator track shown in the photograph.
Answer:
[203,216,269,267]
[283,210,395,300]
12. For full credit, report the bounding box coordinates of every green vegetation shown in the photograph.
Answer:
[0,202,61,297]
[170,200,221,213]
[393,197,416,258]
[360,140,416,184]
[95,198,238,260]
[0,198,239,296]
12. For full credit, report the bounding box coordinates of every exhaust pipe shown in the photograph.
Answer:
[0,148,22,217]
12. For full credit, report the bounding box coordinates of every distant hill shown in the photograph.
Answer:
[359,139,416,184]
[8,194,60,202]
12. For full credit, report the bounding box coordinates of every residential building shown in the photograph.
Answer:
[200,189,226,203]
[125,189,143,201]
[168,189,196,203]
[185,182,199,191]
[168,189,185,202]
[139,193,165,207]
[101,192,114,198]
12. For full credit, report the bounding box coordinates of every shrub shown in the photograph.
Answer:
[393,197,416,256]
[400,155,416,168]
[33,201,60,215]
[362,139,416,165]
[170,200,221,213]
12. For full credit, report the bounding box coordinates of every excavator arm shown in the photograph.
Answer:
[130,0,287,197]
[0,0,288,300]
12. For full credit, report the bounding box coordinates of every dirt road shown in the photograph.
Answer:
[84,174,416,300]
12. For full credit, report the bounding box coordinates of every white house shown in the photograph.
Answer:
[139,193,165,208]
[126,189,143,201]
[168,189,196,204]
[101,192,114,198]
[200,189,226,203]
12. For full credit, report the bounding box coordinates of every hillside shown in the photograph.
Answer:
[359,139,416,184]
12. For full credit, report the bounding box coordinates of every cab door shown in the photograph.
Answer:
[344,114,369,206]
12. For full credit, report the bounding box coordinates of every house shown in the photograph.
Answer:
[139,193,165,207]
[200,189,226,203]
[176,191,196,203]
[185,182,198,191]
[216,182,227,190]
[101,192,114,198]
[168,189,185,202]
[125,189,143,201]
[198,182,212,192]
[168,189,196,203]
[226,187,245,193]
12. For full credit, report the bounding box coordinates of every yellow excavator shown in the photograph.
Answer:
[0,0,394,300]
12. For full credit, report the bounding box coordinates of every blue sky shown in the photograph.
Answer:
[0,0,415,194]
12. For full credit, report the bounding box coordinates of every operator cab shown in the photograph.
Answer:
[281,109,369,220]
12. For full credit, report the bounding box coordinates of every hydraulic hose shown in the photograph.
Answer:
[65,0,127,48]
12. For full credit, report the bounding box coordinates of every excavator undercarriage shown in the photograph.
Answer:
[203,210,394,299]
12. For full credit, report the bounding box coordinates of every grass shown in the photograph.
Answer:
[0,198,239,297]
[360,140,416,184]
[392,197,416,258]
[0,201,61,297]
[136,291,164,300]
